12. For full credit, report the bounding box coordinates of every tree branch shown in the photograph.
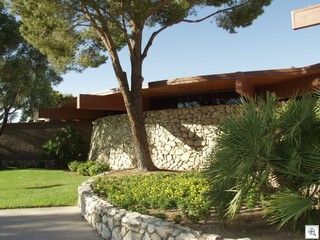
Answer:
[9,108,18,115]
[182,2,249,23]
[142,2,249,61]
[142,26,166,61]
[121,14,134,59]
[80,2,130,95]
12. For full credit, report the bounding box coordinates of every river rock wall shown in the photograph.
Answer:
[89,105,236,170]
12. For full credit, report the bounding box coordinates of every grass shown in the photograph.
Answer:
[0,168,89,209]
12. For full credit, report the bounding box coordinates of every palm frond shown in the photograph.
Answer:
[264,190,315,230]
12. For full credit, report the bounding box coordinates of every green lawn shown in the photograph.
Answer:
[0,168,89,209]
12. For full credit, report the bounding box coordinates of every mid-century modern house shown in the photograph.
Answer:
[37,63,320,171]
[39,63,320,122]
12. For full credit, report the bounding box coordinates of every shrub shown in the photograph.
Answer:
[205,93,320,231]
[69,160,110,176]
[42,126,83,168]
[76,161,92,176]
[68,160,81,172]
[88,162,110,176]
[91,172,211,221]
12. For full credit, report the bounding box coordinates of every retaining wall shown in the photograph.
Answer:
[0,121,92,168]
[89,105,237,170]
[78,175,250,240]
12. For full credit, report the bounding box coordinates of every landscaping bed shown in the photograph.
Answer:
[88,169,301,240]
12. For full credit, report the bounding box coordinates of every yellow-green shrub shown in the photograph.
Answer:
[91,172,211,221]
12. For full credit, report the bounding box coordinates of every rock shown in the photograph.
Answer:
[150,233,161,240]
[111,227,121,240]
[165,145,171,152]
[194,140,203,147]
[155,225,174,238]
[203,234,220,240]
[181,153,190,161]
[101,225,111,239]
[123,231,142,240]
[143,233,152,240]
[175,232,198,240]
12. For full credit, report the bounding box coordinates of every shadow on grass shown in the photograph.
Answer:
[0,167,19,171]
[0,184,68,191]
[24,184,64,190]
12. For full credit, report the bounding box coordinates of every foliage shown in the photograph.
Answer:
[20,91,73,122]
[0,168,89,208]
[205,93,320,231]
[0,1,22,55]
[51,91,74,107]
[68,160,81,173]
[68,160,110,176]
[42,127,83,168]
[91,172,211,221]
[8,0,272,170]
[0,3,61,134]
[8,0,272,72]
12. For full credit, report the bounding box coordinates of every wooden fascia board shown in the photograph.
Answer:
[39,108,109,120]
[77,94,126,111]
[235,72,255,98]
[302,63,320,75]
[256,75,320,98]
[147,74,235,88]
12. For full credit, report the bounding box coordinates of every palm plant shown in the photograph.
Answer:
[205,92,320,230]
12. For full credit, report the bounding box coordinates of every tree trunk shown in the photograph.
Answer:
[0,109,9,137]
[97,22,158,170]
[123,90,158,171]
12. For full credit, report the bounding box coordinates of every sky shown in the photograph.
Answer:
[55,1,320,96]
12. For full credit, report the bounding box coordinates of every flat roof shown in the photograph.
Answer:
[40,63,320,121]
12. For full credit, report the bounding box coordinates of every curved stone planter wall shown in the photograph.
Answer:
[78,176,250,240]
[89,105,236,170]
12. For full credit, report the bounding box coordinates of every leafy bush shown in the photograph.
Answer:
[206,93,320,231]
[69,160,110,176]
[68,160,81,172]
[76,161,92,176]
[42,126,83,168]
[91,172,211,221]
[88,162,110,176]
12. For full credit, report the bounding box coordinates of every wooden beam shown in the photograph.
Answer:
[235,72,255,98]
[77,94,126,111]
[256,76,320,98]
[292,4,320,30]
[39,108,110,121]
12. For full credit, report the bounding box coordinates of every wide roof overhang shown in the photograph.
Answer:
[39,63,320,121]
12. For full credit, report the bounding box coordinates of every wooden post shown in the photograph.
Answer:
[292,4,320,30]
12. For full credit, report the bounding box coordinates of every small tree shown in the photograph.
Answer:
[0,3,62,135]
[206,93,320,230]
[20,91,74,122]
[42,126,83,169]
[9,0,272,170]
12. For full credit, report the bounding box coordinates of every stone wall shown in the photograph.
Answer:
[78,175,249,240]
[0,121,92,168]
[89,105,236,170]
